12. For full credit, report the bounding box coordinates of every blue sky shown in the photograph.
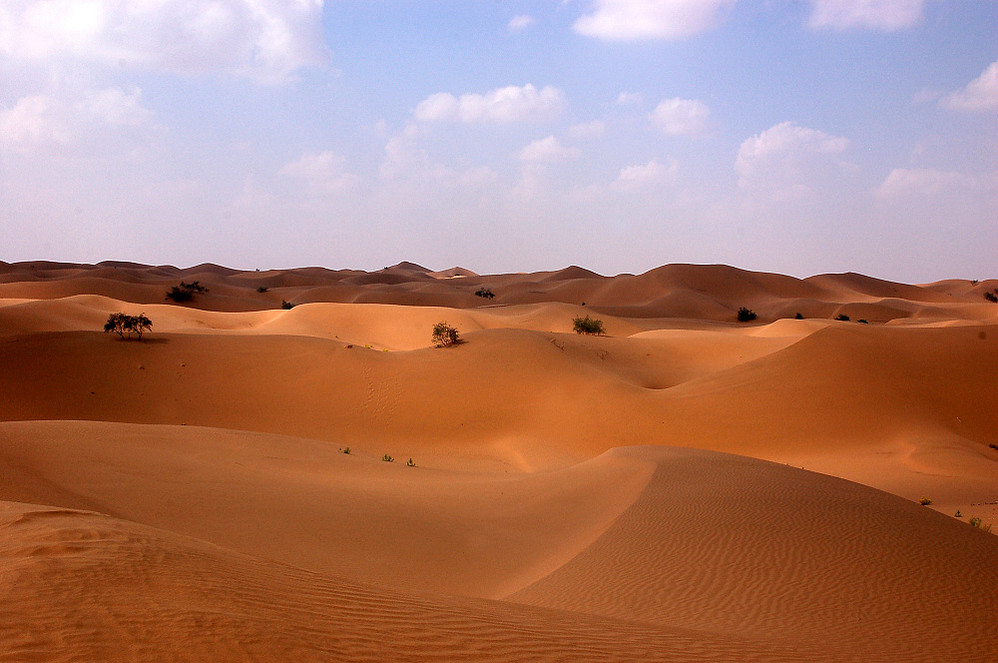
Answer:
[1,1,996,282]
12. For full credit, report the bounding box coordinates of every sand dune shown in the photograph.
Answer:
[1,260,997,661]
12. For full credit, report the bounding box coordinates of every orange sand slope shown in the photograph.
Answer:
[1,260,997,662]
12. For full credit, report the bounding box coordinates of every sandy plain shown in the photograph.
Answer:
[1,259,996,662]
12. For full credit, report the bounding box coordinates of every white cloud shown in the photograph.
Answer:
[574,0,737,41]
[568,120,606,139]
[807,0,925,31]
[0,95,71,150]
[616,91,643,105]
[76,87,153,126]
[735,121,849,197]
[280,151,358,191]
[612,158,678,191]
[942,61,998,112]
[414,84,565,124]
[518,136,581,162]
[508,14,536,32]
[0,0,328,83]
[0,87,154,153]
[379,122,498,187]
[875,168,978,198]
[650,97,710,136]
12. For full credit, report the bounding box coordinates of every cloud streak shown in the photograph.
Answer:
[414,84,565,124]
[574,0,737,41]
[807,0,926,31]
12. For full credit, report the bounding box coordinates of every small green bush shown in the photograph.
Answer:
[281,300,296,310]
[573,315,605,335]
[955,510,962,518]
[104,312,152,341]
[919,497,933,506]
[836,313,851,321]
[342,447,351,455]
[736,307,757,322]
[432,322,461,347]
[406,458,416,467]
[475,288,495,300]
[382,454,394,463]
[794,312,804,320]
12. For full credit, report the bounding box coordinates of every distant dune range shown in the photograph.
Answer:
[1,260,996,662]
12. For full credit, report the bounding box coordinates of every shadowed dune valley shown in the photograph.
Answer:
[2,259,998,663]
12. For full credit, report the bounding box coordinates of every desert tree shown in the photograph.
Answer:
[104,312,152,341]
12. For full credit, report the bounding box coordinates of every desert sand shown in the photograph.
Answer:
[1,259,996,662]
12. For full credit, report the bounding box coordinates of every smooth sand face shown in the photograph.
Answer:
[1,260,997,662]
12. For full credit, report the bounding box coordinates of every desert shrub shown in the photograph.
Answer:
[955,510,962,518]
[858,319,869,324]
[166,280,208,303]
[281,300,296,310]
[432,322,461,347]
[968,517,991,532]
[257,286,269,293]
[989,443,998,451]
[836,313,851,321]
[104,312,152,341]
[382,454,394,463]
[736,307,757,322]
[919,497,933,506]
[475,287,495,300]
[794,312,804,320]
[573,315,605,335]
[342,447,351,455]
[406,458,416,467]
[985,290,998,303]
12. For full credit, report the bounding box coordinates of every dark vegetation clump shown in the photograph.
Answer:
[836,313,851,321]
[104,312,152,341]
[475,287,495,300]
[281,300,296,310]
[985,290,998,303]
[794,312,804,320]
[257,286,269,293]
[166,280,209,303]
[432,322,461,347]
[736,307,757,322]
[572,315,605,335]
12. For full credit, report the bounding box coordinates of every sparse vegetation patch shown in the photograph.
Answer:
[166,280,209,303]
[737,307,757,322]
[475,287,495,300]
[573,315,605,335]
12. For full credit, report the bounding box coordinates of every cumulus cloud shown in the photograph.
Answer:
[875,168,978,198]
[508,14,535,32]
[942,61,998,112]
[0,0,328,83]
[280,151,358,191]
[518,136,581,162]
[414,84,565,124]
[735,121,849,197]
[380,122,497,187]
[574,0,737,41]
[612,158,678,191]
[650,97,710,136]
[807,0,925,31]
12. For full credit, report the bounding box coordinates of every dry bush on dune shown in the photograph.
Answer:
[432,322,461,347]
[737,307,757,322]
